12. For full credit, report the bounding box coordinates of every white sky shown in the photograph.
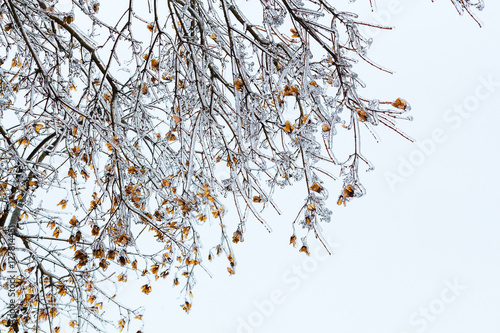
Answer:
[115,1,500,332]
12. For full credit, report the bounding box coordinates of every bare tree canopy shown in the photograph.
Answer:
[0,0,484,331]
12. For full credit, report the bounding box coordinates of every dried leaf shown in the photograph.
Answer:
[68,168,77,179]
[141,284,152,295]
[391,97,408,110]
[299,245,310,256]
[118,319,125,332]
[57,200,68,209]
[151,58,159,71]
[310,183,323,193]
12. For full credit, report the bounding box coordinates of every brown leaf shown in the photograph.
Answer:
[309,183,323,193]
[182,301,192,313]
[62,15,74,24]
[68,168,77,179]
[299,245,310,256]
[69,216,78,227]
[234,79,244,92]
[151,58,159,71]
[391,97,408,110]
[232,230,243,244]
[141,284,152,295]
[343,184,354,198]
[252,195,262,203]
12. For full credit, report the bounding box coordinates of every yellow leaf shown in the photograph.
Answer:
[18,138,29,147]
[182,301,192,313]
[299,245,310,256]
[57,200,67,209]
[62,15,74,24]
[166,132,176,141]
[151,58,159,71]
[309,183,323,193]
[69,216,78,227]
[232,230,243,244]
[391,97,408,110]
[118,319,125,332]
[99,259,108,270]
[103,92,112,103]
[68,168,76,179]
[34,123,43,133]
[91,225,100,236]
[357,109,368,122]
[81,169,89,181]
[141,284,152,295]
[343,184,354,198]
[284,121,294,133]
[234,79,244,92]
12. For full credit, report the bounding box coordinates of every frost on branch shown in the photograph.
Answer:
[0,0,482,331]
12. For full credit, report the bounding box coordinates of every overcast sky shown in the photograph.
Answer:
[109,1,500,332]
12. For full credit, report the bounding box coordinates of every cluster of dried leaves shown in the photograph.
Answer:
[0,0,483,331]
